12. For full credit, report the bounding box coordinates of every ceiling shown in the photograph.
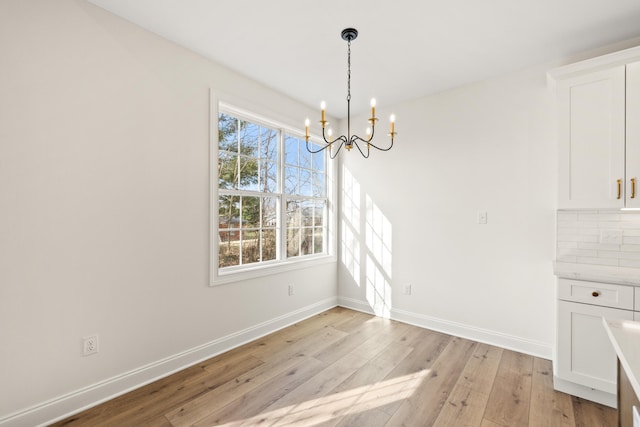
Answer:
[88,0,640,118]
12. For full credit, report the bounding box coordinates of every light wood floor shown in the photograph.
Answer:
[52,307,616,426]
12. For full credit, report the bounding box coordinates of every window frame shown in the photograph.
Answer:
[211,100,336,286]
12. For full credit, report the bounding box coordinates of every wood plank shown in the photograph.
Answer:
[190,356,327,426]
[571,395,617,427]
[375,328,453,417]
[528,357,576,426]
[432,343,504,427]
[483,349,534,427]
[312,315,388,364]
[166,325,346,425]
[385,336,477,426]
[480,419,505,427]
[335,407,390,427]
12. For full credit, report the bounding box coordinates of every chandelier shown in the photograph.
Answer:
[304,28,396,159]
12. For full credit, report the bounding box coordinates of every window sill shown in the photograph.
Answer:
[210,254,337,286]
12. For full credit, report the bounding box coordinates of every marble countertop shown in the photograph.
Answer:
[554,262,640,286]
[603,318,640,399]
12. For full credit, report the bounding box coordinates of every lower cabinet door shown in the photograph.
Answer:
[557,300,634,393]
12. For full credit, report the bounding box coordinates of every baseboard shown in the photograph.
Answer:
[553,376,617,408]
[337,297,552,359]
[336,296,376,316]
[0,297,338,427]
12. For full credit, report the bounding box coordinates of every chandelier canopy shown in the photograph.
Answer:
[305,28,396,159]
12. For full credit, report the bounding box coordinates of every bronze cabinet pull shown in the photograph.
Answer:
[617,179,622,199]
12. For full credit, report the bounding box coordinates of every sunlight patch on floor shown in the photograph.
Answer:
[217,369,430,426]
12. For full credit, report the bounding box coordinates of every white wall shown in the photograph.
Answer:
[0,1,336,424]
[338,63,560,356]
[336,36,640,358]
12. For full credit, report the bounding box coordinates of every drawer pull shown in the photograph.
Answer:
[618,179,622,199]
[632,177,637,199]
[592,291,600,297]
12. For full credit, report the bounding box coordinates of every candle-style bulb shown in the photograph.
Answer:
[327,128,333,138]
[320,101,326,124]
[305,118,310,127]
[366,127,371,136]
[390,114,395,134]
[370,98,376,118]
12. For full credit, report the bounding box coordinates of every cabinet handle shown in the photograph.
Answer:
[632,178,637,199]
[592,291,600,297]
[617,179,622,199]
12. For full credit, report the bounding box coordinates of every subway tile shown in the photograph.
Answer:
[619,251,640,260]
[576,257,619,266]
[578,242,621,251]
[597,251,622,259]
[557,248,598,258]
[580,213,620,222]
[558,241,578,249]
[619,259,640,268]
[623,236,640,244]
[620,244,640,252]
[557,212,578,222]
[559,220,599,229]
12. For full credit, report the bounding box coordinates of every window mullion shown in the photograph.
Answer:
[278,128,285,261]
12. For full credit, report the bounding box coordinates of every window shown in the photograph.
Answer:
[214,105,332,282]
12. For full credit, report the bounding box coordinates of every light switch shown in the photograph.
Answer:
[477,211,487,225]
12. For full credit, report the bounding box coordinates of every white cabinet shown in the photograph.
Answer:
[552,54,640,209]
[558,300,633,393]
[557,67,625,209]
[628,61,640,209]
[556,279,634,404]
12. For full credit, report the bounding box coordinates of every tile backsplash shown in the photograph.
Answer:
[557,210,640,268]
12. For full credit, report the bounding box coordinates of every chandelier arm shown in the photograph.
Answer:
[350,140,371,158]
[350,125,375,145]
[322,128,348,146]
[366,138,395,151]
[329,139,347,159]
[305,140,332,154]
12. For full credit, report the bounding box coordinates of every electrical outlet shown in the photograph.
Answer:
[83,335,99,356]
[288,284,294,296]
[403,284,412,295]
[600,229,622,244]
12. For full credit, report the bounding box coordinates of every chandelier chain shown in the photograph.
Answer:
[347,40,351,102]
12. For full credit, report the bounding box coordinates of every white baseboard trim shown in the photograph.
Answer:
[336,297,376,316]
[0,297,338,427]
[337,297,552,359]
[553,376,616,408]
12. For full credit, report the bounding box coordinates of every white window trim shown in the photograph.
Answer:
[210,93,337,286]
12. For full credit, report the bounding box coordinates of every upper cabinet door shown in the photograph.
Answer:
[558,66,626,209]
[626,61,640,209]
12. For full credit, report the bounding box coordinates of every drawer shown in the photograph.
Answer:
[558,279,634,310]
